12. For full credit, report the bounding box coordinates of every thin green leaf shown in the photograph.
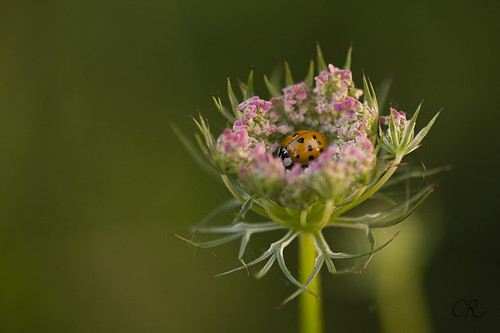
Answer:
[400,101,422,148]
[232,198,253,225]
[196,198,241,226]
[329,230,399,259]
[194,132,208,155]
[190,115,204,134]
[312,231,336,273]
[405,109,441,154]
[276,245,316,297]
[284,61,294,87]
[227,75,240,117]
[270,65,283,87]
[255,253,277,279]
[370,192,398,205]
[264,74,280,97]
[170,122,220,180]
[210,249,275,278]
[209,229,294,278]
[376,76,393,112]
[389,109,400,150]
[331,183,436,226]
[191,113,215,153]
[171,232,242,249]
[368,78,379,116]
[370,184,437,228]
[343,43,352,70]
[212,95,234,122]
[277,255,324,309]
[238,79,248,100]
[304,58,315,89]
[384,165,451,188]
[363,73,373,108]
[246,68,254,98]
[368,78,380,142]
[381,136,395,155]
[193,221,284,234]
[238,232,251,276]
[316,42,327,72]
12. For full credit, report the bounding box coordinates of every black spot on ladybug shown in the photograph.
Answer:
[307,145,313,151]
[320,148,324,152]
[296,155,300,159]
[297,138,305,143]
[317,141,321,145]
[313,135,317,139]
[308,155,314,161]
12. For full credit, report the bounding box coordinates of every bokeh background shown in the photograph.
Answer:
[1,0,499,332]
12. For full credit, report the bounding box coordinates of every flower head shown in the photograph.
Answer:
[172,45,442,306]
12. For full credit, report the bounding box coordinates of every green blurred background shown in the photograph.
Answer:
[1,0,499,332]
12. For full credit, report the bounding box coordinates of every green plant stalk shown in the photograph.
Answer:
[299,233,324,333]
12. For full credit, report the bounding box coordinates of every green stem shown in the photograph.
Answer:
[299,233,324,333]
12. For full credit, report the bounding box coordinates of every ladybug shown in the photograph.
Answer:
[277,130,328,168]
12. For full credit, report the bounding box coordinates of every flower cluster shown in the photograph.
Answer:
[212,63,380,210]
[173,46,441,306]
[233,96,290,139]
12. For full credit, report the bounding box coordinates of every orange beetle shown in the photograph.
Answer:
[277,130,328,168]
